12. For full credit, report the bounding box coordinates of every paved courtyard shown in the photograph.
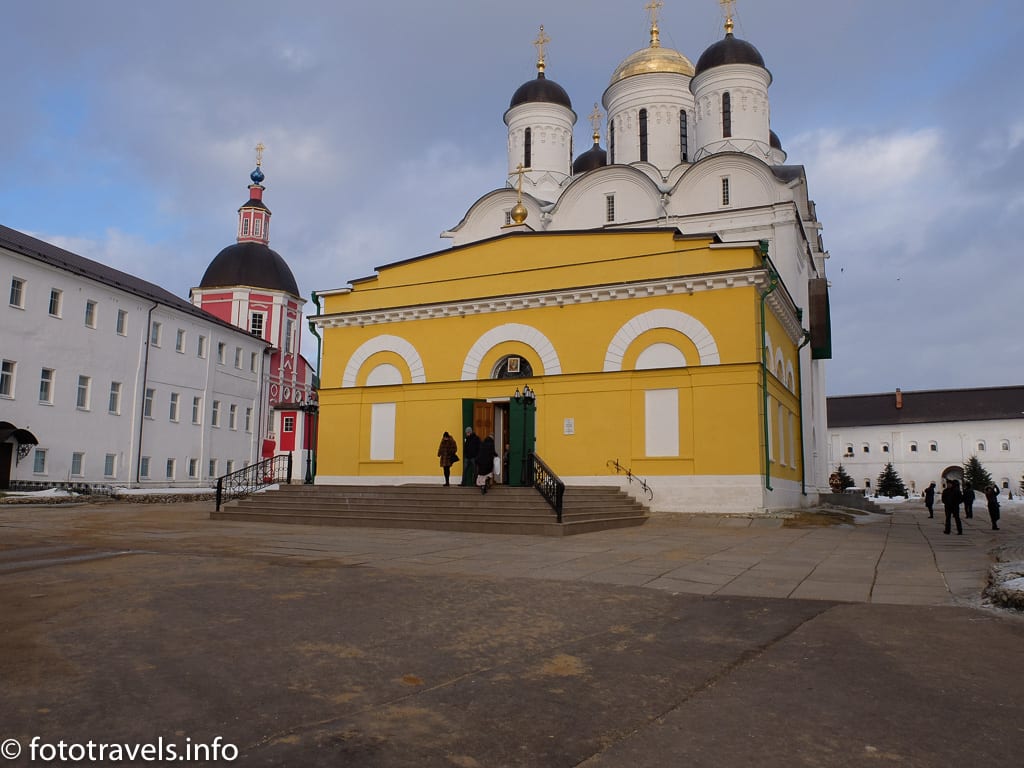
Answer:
[1,498,1022,767]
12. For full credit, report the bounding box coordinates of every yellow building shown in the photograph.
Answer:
[310,8,832,513]
[313,228,814,513]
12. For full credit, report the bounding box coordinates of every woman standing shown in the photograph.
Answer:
[436,431,459,487]
[985,485,1001,531]
[476,433,497,494]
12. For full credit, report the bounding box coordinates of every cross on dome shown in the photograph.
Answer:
[589,103,602,142]
[255,142,266,167]
[719,0,736,34]
[645,0,664,47]
[533,25,550,74]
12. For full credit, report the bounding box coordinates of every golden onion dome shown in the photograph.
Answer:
[609,18,694,84]
[510,201,528,225]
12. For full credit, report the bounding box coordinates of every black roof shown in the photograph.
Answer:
[508,73,573,111]
[695,32,768,77]
[199,241,299,297]
[828,386,1024,428]
[572,142,607,174]
[240,197,270,212]
[0,223,261,341]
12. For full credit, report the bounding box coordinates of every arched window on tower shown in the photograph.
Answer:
[722,92,732,138]
[609,119,616,164]
[639,109,648,162]
[679,110,688,162]
[524,127,532,168]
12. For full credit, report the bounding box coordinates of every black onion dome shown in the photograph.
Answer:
[572,142,607,174]
[509,73,573,110]
[695,33,767,76]
[200,242,299,296]
[769,129,783,150]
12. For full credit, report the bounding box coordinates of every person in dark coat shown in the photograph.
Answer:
[962,482,975,519]
[476,434,497,494]
[941,479,963,535]
[924,482,936,518]
[461,427,481,487]
[436,431,459,487]
[985,485,1001,531]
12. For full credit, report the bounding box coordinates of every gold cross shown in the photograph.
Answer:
[533,25,550,72]
[589,103,602,141]
[645,0,663,27]
[255,142,266,167]
[719,0,736,31]
[513,163,527,202]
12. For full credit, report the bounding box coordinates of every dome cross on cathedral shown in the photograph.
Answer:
[645,0,664,47]
[719,0,737,33]
[255,142,266,167]
[589,103,603,143]
[533,25,550,74]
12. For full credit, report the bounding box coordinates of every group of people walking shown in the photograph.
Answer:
[924,480,1001,534]
[436,427,497,494]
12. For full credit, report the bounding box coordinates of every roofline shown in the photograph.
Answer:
[828,384,1024,400]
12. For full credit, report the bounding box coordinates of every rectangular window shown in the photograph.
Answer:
[76,375,91,410]
[0,360,14,397]
[234,347,243,369]
[242,219,250,236]
[197,335,208,358]
[605,194,615,223]
[71,452,84,476]
[229,404,238,430]
[722,91,732,138]
[33,448,47,474]
[188,458,199,479]
[217,342,226,364]
[285,320,294,354]
[116,309,127,335]
[225,460,235,474]
[192,396,202,425]
[283,415,295,433]
[150,321,162,347]
[9,277,25,308]
[721,177,730,206]
[212,400,221,427]
[250,313,265,338]
[208,459,217,478]
[140,456,151,479]
[175,329,186,353]
[679,109,688,162]
[245,406,253,432]
[39,368,54,404]
[504,210,513,226]
[250,352,258,373]
[254,219,261,237]
[165,458,176,480]
[49,289,63,317]
[108,381,122,414]
[169,392,180,422]
[144,387,155,418]
[104,453,116,477]
[84,300,97,328]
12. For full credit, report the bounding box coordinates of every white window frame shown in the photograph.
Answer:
[175,329,186,353]
[39,368,55,404]
[250,312,265,338]
[169,392,180,422]
[76,375,91,410]
[144,387,155,418]
[9,277,26,308]
[140,456,151,479]
[103,453,117,477]
[229,403,238,430]
[188,458,199,479]
[48,289,63,317]
[84,300,97,328]
[234,347,243,369]
[217,342,226,365]
[33,448,47,474]
[0,359,15,398]
[212,400,221,427]
[245,406,253,433]
[150,321,162,347]
[71,452,84,477]
[108,381,122,415]
[116,309,128,336]
[165,458,176,480]
[192,396,202,425]
[197,335,208,358]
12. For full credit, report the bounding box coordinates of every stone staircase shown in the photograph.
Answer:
[211,483,649,536]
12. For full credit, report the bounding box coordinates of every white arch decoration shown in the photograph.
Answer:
[603,309,720,371]
[461,323,562,380]
[342,334,426,388]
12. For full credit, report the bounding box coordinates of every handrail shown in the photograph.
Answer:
[215,453,293,511]
[607,459,654,502]
[528,452,565,522]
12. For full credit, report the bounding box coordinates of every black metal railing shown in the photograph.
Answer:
[528,452,565,522]
[607,459,654,502]
[215,453,292,511]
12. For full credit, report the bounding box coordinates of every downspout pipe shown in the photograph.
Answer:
[135,302,159,483]
[758,240,779,492]
[309,291,323,385]
[796,326,812,496]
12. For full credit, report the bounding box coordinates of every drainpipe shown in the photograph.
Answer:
[796,325,812,496]
[309,290,323,384]
[135,302,158,483]
[758,240,779,492]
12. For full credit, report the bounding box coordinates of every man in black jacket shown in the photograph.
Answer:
[461,427,481,487]
[941,479,963,535]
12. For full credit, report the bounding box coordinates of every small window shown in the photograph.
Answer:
[234,347,243,369]
[881,443,890,453]
[212,400,221,427]
[84,300,97,328]
[285,320,295,354]
[862,444,870,454]
[169,392,180,422]
[254,219,261,237]
[188,458,199,479]
[225,460,235,474]
[909,442,918,453]
[504,210,513,226]
[721,177,731,206]
[977,441,986,452]
[250,352,258,373]
[283,416,295,433]
[71,452,84,476]
[140,456,151,479]
[192,396,202,425]
[722,91,732,138]
[679,109,688,162]
[33,448,47,474]
[242,218,250,236]
[150,321,162,347]
[609,118,616,164]
[116,309,127,335]
[638,108,648,162]
[108,382,122,414]
[250,313,265,338]
[605,194,615,223]
[49,289,63,317]
[1002,478,1010,489]
[229,404,238,430]
[104,453,117,477]
[0,360,15,398]
[929,441,938,452]
[144,388,155,418]
[39,368,55,404]
[524,127,532,168]
[844,443,853,457]
[217,342,226,365]
[165,458,176,480]
[9,277,25,308]
[1001,440,1010,451]
[208,459,217,478]
[76,375,91,410]
[245,407,253,432]
[864,479,871,489]
[175,329,186,353]
[197,335,208,358]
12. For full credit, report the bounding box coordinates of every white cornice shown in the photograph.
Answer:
[311,268,806,344]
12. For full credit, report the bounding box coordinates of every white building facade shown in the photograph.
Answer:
[827,387,1024,496]
[1,224,269,490]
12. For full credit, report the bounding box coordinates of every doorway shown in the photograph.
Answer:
[463,398,533,486]
[0,442,11,489]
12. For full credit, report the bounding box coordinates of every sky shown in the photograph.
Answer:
[1,0,1021,397]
